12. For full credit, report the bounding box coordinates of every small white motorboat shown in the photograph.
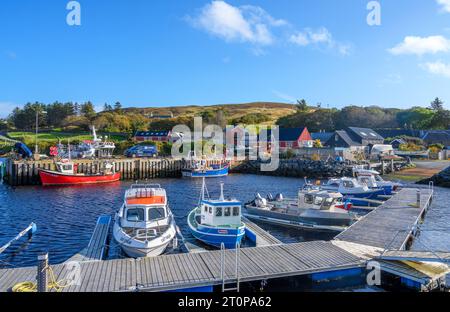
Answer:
[113,183,177,258]
[353,168,402,194]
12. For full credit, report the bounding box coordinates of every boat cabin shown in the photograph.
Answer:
[298,190,345,211]
[56,161,76,174]
[121,185,169,228]
[200,199,242,228]
[356,174,378,188]
[327,178,370,193]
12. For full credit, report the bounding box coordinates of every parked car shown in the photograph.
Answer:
[125,145,158,158]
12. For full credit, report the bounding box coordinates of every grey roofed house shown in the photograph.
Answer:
[421,130,450,147]
[325,130,362,148]
[391,138,406,149]
[346,127,384,145]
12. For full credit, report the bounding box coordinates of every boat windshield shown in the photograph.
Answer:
[127,208,145,222]
[314,196,324,206]
[148,207,166,221]
[359,177,372,185]
[321,198,335,210]
[342,181,355,188]
[374,175,384,182]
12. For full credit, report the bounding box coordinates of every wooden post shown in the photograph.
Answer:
[417,190,421,208]
[390,159,394,173]
[37,253,48,293]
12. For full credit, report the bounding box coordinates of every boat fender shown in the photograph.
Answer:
[344,200,353,211]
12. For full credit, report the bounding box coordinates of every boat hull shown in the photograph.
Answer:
[244,205,354,228]
[182,166,229,178]
[321,186,386,200]
[243,213,347,232]
[113,217,177,258]
[187,210,245,249]
[39,169,121,186]
[119,241,171,258]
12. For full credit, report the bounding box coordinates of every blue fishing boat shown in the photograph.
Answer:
[182,161,229,178]
[187,179,245,249]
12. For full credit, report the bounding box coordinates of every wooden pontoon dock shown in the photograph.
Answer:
[0,187,446,292]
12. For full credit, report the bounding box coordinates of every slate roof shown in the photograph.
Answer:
[265,128,310,142]
[375,129,423,139]
[311,132,334,143]
[335,130,362,147]
[279,128,308,141]
[348,127,384,141]
[422,130,450,146]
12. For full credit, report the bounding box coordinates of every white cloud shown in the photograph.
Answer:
[187,1,352,56]
[289,27,352,55]
[389,35,450,56]
[437,0,450,13]
[421,61,450,78]
[187,1,286,46]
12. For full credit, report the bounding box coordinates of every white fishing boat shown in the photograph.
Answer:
[57,126,115,159]
[244,186,356,232]
[113,184,177,258]
[322,177,387,198]
[353,168,402,194]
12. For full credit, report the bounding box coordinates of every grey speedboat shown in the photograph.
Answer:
[244,187,357,232]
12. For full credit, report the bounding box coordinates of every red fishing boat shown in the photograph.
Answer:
[39,160,121,186]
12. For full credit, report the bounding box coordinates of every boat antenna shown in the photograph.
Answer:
[92,125,98,142]
[68,139,71,161]
[219,182,224,201]
[201,177,206,201]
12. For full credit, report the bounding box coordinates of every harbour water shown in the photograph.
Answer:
[0,171,449,270]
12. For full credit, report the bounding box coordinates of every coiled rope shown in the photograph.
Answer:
[12,265,72,292]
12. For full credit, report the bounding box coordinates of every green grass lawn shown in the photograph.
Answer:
[8,131,128,144]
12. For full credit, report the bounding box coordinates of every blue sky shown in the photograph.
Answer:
[1,0,450,117]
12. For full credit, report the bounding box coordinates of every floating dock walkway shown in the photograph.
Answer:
[243,217,282,247]
[0,187,444,292]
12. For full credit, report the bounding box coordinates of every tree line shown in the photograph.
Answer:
[277,98,450,132]
[5,101,148,133]
[4,98,450,134]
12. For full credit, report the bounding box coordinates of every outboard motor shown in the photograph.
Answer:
[255,196,267,208]
[266,193,274,202]
[275,193,284,202]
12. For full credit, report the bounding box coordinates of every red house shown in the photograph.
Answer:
[278,128,313,150]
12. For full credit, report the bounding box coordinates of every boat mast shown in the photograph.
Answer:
[219,183,224,201]
[201,177,205,201]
